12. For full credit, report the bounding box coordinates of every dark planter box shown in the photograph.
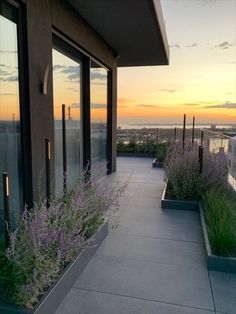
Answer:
[117,152,154,158]
[0,220,109,314]
[152,158,164,168]
[161,183,199,211]
[199,205,236,274]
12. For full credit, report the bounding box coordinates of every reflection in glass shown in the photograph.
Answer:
[53,49,81,196]
[0,3,22,246]
[90,61,108,174]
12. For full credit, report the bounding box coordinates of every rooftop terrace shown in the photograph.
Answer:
[56,157,236,314]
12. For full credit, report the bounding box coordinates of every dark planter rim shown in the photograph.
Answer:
[199,204,236,273]
[161,183,236,273]
[0,220,109,314]
[152,158,164,168]
[161,182,199,210]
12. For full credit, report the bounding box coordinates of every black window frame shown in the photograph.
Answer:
[52,31,113,176]
[0,0,33,213]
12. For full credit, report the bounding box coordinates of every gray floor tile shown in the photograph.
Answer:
[113,214,203,242]
[96,232,205,267]
[55,158,234,314]
[74,255,214,310]
[55,289,216,314]
[120,206,200,225]
[210,271,236,314]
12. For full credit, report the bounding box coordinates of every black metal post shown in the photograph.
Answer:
[201,131,204,147]
[2,172,10,247]
[174,127,177,142]
[62,104,67,192]
[182,114,186,149]
[156,128,159,144]
[192,116,195,144]
[45,139,51,208]
[199,146,203,174]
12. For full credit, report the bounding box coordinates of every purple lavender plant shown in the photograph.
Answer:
[4,166,127,308]
[165,141,228,200]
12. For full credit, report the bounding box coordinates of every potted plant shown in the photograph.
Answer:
[161,141,228,210]
[200,187,236,273]
[0,169,127,313]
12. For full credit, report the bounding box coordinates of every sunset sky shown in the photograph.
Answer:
[117,0,236,126]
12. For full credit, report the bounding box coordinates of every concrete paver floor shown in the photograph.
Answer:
[55,157,236,314]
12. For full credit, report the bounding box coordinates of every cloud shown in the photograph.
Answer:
[187,43,197,48]
[0,64,17,77]
[53,65,64,71]
[61,66,80,74]
[0,50,17,54]
[70,103,80,108]
[184,103,201,107]
[91,103,107,109]
[91,82,106,86]
[118,105,127,108]
[214,41,234,50]
[169,43,180,49]
[67,73,80,81]
[204,102,236,109]
[159,88,176,93]
[224,61,236,64]
[118,98,134,104]
[90,70,107,81]
[0,93,15,96]
[0,76,18,82]
[137,104,162,108]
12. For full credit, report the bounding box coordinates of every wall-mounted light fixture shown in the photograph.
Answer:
[41,64,50,95]
[2,172,10,247]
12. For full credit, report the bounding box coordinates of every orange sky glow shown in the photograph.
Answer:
[117,0,236,126]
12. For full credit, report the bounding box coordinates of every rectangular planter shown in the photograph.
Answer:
[199,205,236,274]
[152,158,164,168]
[161,183,199,211]
[0,220,109,314]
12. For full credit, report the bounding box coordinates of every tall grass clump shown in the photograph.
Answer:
[165,141,228,200]
[0,168,127,308]
[203,188,236,256]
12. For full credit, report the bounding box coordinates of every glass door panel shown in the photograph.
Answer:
[90,61,108,174]
[0,2,22,246]
[52,48,81,196]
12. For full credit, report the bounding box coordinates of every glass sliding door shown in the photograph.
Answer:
[0,2,23,244]
[52,48,81,196]
[90,61,108,174]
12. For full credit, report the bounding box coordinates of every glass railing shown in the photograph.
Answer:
[201,128,236,192]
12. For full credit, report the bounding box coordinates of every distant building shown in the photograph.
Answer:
[228,136,236,179]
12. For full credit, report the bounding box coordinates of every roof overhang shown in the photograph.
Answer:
[67,0,169,67]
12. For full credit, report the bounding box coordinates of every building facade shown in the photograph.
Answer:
[0,0,169,230]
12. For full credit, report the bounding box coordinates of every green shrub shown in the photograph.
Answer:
[155,142,169,162]
[203,188,236,257]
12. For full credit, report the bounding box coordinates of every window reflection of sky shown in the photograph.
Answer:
[0,15,19,121]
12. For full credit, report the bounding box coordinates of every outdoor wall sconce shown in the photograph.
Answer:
[41,63,50,95]
[2,172,10,246]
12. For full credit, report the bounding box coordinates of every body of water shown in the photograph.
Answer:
[117,123,236,130]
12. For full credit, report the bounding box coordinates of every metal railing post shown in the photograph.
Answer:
[199,146,203,174]
[62,104,67,192]
[182,114,186,149]
[192,116,195,144]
